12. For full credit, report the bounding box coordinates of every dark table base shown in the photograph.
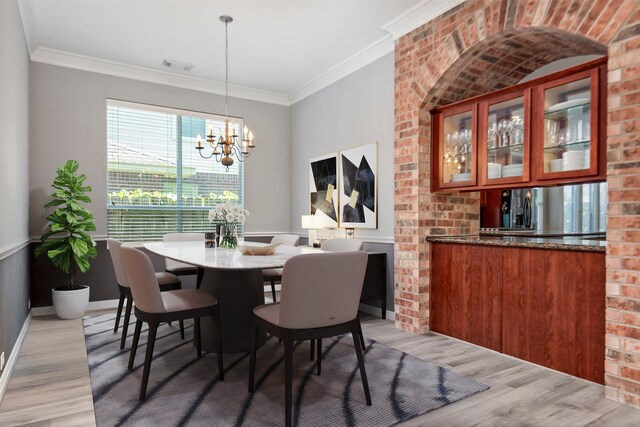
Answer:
[198,268,267,353]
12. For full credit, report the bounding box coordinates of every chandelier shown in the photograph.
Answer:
[196,15,255,170]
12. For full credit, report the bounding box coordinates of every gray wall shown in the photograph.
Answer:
[27,63,291,305]
[290,52,395,242]
[290,53,395,314]
[0,0,30,365]
[27,42,395,316]
[29,62,291,238]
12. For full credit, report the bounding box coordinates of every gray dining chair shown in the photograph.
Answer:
[163,232,204,279]
[121,246,224,400]
[320,238,364,252]
[262,234,300,302]
[248,251,371,427]
[316,237,366,356]
[107,238,183,349]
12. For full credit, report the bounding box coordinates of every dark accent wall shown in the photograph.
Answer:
[30,241,200,307]
[30,237,394,316]
[0,248,30,364]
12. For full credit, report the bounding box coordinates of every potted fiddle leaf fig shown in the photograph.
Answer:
[35,160,97,319]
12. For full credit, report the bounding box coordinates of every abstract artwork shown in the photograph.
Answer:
[340,142,377,228]
[309,153,338,227]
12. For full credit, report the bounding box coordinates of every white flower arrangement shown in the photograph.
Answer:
[208,202,249,225]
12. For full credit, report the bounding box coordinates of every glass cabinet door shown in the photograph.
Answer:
[541,75,593,176]
[485,95,526,182]
[441,109,475,186]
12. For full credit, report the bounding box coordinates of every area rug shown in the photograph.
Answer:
[84,313,489,426]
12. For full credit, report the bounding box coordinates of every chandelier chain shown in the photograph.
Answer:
[224,18,229,118]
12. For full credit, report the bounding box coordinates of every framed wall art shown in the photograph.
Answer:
[309,152,338,228]
[339,142,377,229]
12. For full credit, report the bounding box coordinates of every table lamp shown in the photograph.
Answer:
[301,215,320,247]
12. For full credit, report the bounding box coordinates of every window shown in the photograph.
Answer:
[107,100,244,241]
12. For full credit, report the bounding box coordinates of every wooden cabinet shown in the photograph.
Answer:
[430,242,605,383]
[431,57,606,192]
[431,243,502,351]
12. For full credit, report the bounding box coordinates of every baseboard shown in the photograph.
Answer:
[0,312,32,404]
[358,303,394,321]
[31,299,121,317]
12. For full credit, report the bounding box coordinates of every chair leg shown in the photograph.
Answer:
[114,291,125,333]
[284,337,294,427]
[196,267,204,289]
[140,321,159,401]
[194,317,202,358]
[357,315,365,350]
[128,319,143,369]
[248,324,258,392]
[214,308,224,381]
[120,295,133,349]
[179,320,185,339]
[310,339,315,361]
[270,280,277,302]
[316,338,322,376]
[352,326,371,406]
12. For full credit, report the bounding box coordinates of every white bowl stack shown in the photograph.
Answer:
[502,164,523,177]
[549,158,563,172]
[562,150,585,171]
[451,172,471,182]
[488,162,502,179]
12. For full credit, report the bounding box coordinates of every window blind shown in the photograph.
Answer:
[107,100,244,241]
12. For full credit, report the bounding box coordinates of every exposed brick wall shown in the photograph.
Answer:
[394,0,640,406]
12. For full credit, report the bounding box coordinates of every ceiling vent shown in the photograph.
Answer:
[161,59,193,71]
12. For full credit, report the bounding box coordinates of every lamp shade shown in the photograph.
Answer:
[301,215,319,229]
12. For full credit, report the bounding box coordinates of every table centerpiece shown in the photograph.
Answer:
[208,202,249,248]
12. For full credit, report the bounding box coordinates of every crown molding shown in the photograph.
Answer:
[17,0,38,54]
[381,0,466,40]
[18,0,462,107]
[288,35,394,105]
[30,47,290,106]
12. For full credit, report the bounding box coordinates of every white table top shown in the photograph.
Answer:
[143,241,323,270]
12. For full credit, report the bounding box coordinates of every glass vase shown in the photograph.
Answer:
[219,224,238,249]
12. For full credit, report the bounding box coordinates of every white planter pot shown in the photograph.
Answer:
[52,286,90,319]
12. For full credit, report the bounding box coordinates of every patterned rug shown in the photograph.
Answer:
[84,313,489,426]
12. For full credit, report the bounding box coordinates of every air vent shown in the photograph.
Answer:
[161,59,193,71]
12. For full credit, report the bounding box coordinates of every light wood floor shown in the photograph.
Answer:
[2,311,640,426]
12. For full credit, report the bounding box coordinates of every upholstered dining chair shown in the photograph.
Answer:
[320,238,364,252]
[120,246,224,400]
[107,238,184,349]
[248,251,371,427]
[316,238,366,355]
[262,234,300,302]
[163,233,204,285]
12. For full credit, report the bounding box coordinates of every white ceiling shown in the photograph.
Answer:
[18,0,465,105]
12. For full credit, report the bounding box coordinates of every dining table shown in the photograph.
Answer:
[143,241,321,353]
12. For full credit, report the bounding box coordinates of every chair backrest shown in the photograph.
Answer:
[320,238,364,252]
[120,246,166,313]
[163,232,204,271]
[270,234,300,247]
[107,238,129,288]
[278,251,368,329]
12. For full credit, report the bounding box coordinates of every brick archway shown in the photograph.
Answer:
[394,0,640,406]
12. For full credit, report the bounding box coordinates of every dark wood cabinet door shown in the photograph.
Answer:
[501,247,605,383]
[431,243,502,351]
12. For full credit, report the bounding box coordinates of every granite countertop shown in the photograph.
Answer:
[426,234,606,252]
